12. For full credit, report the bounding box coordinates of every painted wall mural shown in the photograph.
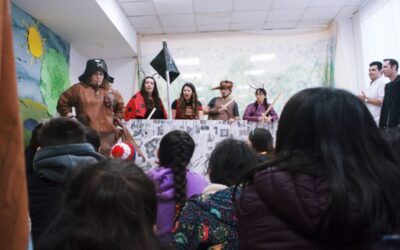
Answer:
[12,3,70,146]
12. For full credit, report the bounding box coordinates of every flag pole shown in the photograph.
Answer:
[165,69,171,119]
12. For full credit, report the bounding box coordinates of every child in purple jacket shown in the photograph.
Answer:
[147,130,208,246]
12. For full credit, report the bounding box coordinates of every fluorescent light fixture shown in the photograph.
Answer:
[244,69,265,75]
[250,54,275,62]
[175,58,200,66]
[181,73,202,79]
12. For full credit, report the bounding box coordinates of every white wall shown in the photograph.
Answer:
[69,46,87,84]
[105,57,137,104]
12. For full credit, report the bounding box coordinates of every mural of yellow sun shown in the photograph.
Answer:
[24,24,45,63]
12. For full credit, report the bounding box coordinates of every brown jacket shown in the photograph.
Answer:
[57,82,124,133]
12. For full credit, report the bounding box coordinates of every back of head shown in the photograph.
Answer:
[272,87,400,240]
[382,127,400,158]
[248,128,273,154]
[209,138,258,186]
[158,130,195,208]
[38,117,85,147]
[83,126,100,152]
[40,159,160,250]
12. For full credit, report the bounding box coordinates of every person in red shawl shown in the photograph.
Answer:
[125,76,167,120]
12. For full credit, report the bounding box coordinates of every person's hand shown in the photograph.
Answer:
[228,118,236,124]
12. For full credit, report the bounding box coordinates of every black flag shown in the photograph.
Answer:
[150,41,180,84]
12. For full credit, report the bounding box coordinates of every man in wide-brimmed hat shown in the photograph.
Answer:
[204,80,240,121]
[57,59,124,156]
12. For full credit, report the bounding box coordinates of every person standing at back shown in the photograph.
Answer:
[379,58,400,128]
[57,59,124,156]
[359,61,388,125]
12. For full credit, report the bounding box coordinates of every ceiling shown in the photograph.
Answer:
[11,0,368,58]
[118,0,369,35]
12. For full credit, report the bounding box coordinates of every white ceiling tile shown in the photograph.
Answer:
[160,14,195,26]
[336,6,358,18]
[135,26,163,35]
[118,0,150,2]
[196,13,231,24]
[197,23,230,32]
[163,26,196,33]
[231,11,267,23]
[128,15,160,28]
[297,19,331,28]
[263,21,297,29]
[310,0,349,8]
[154,0,194,15]
[230,22,263,30]
[346,0,368,6]
[302,8,341,20]
[194,0,233,13]
[271,0,312,9]
[120,1,156,16]
[267,9,305,22]
[234,0,274,11]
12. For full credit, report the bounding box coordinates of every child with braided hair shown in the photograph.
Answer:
[147,130,208,246]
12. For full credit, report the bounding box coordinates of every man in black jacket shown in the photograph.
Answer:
[379,59,400,128]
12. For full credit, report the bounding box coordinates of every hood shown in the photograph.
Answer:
[33,143,105,183]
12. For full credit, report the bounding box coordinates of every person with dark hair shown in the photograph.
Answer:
[25,122,43,176]
[36,159,162,250]
[171,138,258,249]
[83,126,100,152]
[359,61,388,124]
[380,58,400,128]
[243,88,279,123]
[147,130,208,245]
[237,88,400,249]
[57,59,124,156]
[204,80,240,121]
[28,117,105,245]
[125,76,167,120]
[172,82,203,119]
[382,127,400,159]
[248,128,273,161]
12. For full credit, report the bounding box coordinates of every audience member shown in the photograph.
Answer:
[36,159,162,250]
[147,130,208,245]
[379,59,400,128]
[248,127,274,161]
[237,88,400,249]
[171,138,258,249]
[28,117,104,246]
[83,126,101,152]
